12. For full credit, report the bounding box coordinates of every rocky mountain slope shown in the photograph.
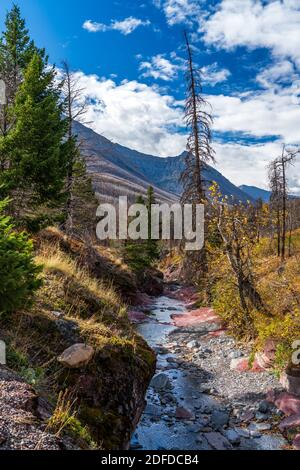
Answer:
[75,122,253,204]
[239,185,271,203]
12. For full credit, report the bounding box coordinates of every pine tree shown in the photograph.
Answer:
[0,198,41,315]
[146,186,160,262]
[4,52,67,219]
[0,4,38,136]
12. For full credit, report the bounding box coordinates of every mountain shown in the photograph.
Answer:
[75,121,253,204]
[239,185,271,203]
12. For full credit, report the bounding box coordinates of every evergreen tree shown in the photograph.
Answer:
[124,188,160,271]
[4,52,67,218]
[0,4,38,136]
[146,186,160,262]
[0,198,41,315]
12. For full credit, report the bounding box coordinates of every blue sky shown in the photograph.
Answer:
[1,0,300,191]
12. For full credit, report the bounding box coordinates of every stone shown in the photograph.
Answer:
[144,404,162,417]
[230,357,249,371]
[258,400,270,414]
[279,413,300,432]
[211,410,230,428]
[57,343,94,368]
[255,411,268,422]
[293,434,300,451]
[240,410,255,423]
[234,427,250,438]
[175,407,195,420]
[205,432,232,450]
[229,350,243,359]
[224,429,241,445]
[186,340,199,349]
[274,392,300,416]
[150,373,171,392]
[247,422,270,438]
[255,339,279,370]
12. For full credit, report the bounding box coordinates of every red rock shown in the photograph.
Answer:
[279,413,300,432]
[255,339,278,370]
[293,434,300,450]
[172,307,221,328]
[175,407,195,420]
[230,357,264,373]
[275,392,300,416]
[205,432,231,450]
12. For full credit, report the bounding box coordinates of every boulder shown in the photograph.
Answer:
[205,432,232,450]
[58,344,94,369]
[279,413,300,432]
[175,407,195,420]
[211,410,230,428]
[274,392,300,417]
[150,373,171,392]
[224,429,241,445]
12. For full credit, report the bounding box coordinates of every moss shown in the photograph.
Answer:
[79,406,123,450]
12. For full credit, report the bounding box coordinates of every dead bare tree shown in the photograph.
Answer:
[268,146,299,261]
[180,32,215,278]
[181,31,215,205]
[61,61,90,233]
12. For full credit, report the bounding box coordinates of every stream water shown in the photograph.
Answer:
[131,292,216,451]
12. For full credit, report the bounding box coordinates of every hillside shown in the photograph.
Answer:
[75,122,253,204]
[239,185,271,202]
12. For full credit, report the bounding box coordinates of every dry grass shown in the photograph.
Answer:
[36,243,122,312]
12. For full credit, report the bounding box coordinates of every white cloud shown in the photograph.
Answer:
[83,20,107,33]
[154,0,201,26]
[214,140,300,195]
[201,63,231,86]
[202,0,300,67]
[72,71,186,156]
[256,59,297,88]
[139,54,183,81]
[209,83,300,145]
[83,17,150,35]
[66,66,300,192]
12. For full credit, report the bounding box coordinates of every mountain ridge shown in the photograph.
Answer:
[74,121,254,204]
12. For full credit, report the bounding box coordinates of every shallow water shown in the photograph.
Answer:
[132,292,216,450]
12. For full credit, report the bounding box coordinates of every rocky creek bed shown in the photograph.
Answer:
[130,285,294,451]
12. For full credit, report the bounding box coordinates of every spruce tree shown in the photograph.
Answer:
[5,52,67,218]
[146,186,160,262]
[0,4,38,136]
